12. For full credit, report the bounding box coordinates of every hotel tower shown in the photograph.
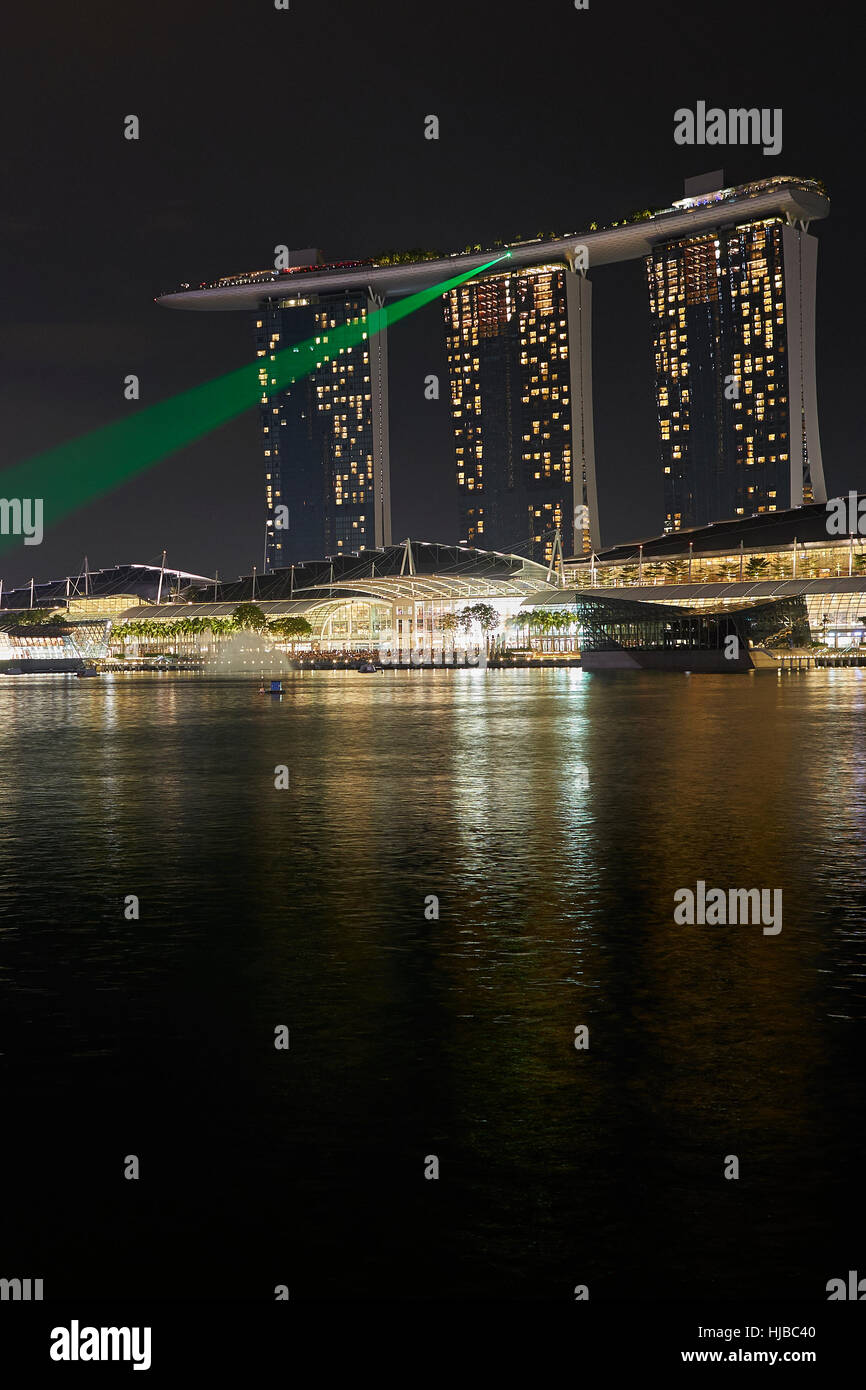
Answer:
[443,262,596,564]
[159,175,827,560]
[648,201,826,533]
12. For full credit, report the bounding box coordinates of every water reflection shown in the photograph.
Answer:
[0,669,864,1299]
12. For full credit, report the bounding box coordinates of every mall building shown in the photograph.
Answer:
[563,499,866,650]
[111,542,560,660]
[0,562,214,671]
[5,504,866,668]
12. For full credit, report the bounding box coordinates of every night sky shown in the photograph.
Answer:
[1,0,861,587]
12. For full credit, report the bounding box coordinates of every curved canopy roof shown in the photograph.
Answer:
[0,562,214,611]
[116,541,559,621]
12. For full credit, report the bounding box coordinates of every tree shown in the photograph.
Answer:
[438,612,459,655]
[535,609,576,649]
[467,602,499,652]
[746,556,769,579]
[456,606,475,634]
[528,609,554,646]
[765,553,789,580]
[113,617,162,651]
[233,603,268,632]
[467,602,499,634]
[505,612,529,648]
[270,616,312,649]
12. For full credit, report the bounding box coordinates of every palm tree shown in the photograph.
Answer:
[505,612,528,649]
[528,609,554,650]
[548,609,576,651]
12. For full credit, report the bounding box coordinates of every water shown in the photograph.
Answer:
[1,668,864,1301]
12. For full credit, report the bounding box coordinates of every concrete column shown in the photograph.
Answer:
[367,294,393,549]
[782,226,826,507]
[565,267,601,551]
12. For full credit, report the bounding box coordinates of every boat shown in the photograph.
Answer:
[357,661,380,673]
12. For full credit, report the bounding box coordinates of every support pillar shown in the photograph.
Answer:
[367,293,393,549]
[781,226,826,507]
[565,263,601,552]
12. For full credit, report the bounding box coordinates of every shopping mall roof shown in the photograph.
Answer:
[578,499,861,566]
[115,598,335,623]
[0,563,214,610]
[524,578,866,609]
[205,542,556,601]
[113,542,557,619]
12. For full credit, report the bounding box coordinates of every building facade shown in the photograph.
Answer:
[443,264,596,564]
[648,215,826,534]
[111,542,558,661]
[256,291,389,567]
[159,176,828,560]
[564,500,866,648]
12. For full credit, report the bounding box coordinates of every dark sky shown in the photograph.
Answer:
[0,0,861,586]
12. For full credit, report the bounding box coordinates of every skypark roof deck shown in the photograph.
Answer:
[158,176,828,311]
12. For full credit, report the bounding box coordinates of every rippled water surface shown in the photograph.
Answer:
[1,668,864,1299]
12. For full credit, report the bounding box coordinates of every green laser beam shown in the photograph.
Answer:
[0,253,509,560]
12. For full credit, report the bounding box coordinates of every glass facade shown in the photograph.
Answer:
[444,266,574,563]
[551,592,811,653]
[256,294,375,565]
[572,540,866,589]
